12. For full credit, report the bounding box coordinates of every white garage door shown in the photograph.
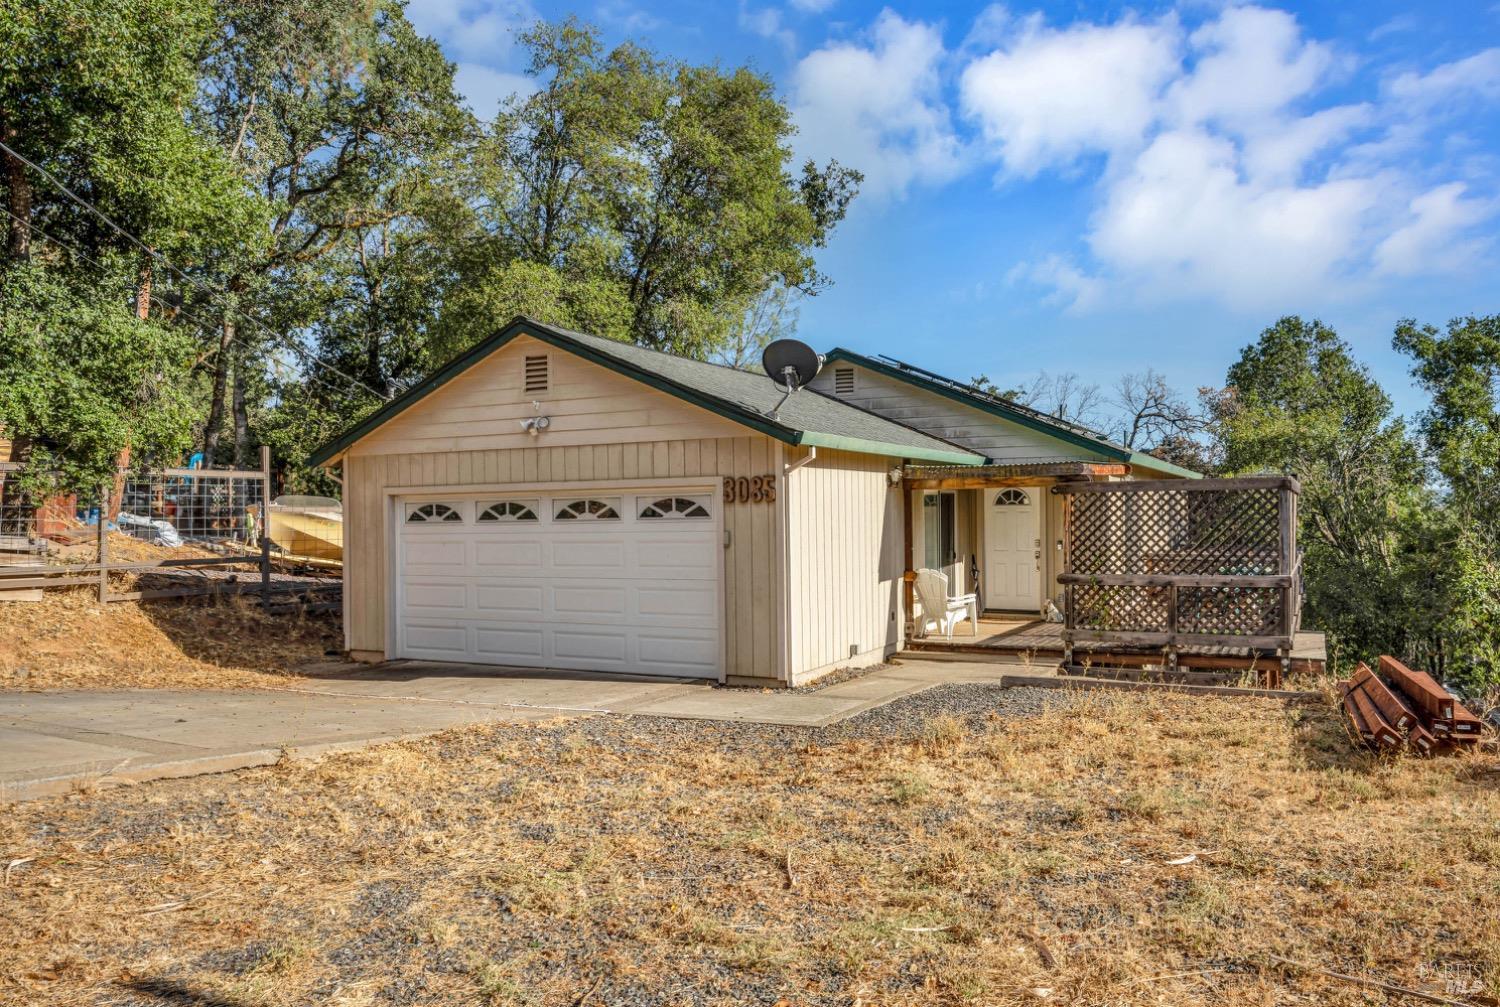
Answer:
[395,490,720,678]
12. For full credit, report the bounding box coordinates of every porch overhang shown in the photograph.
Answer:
[902,460,1129,490]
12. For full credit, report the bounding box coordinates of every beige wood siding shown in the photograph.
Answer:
[355,334,745,455]
[783,448,904,684]
[811,364,1106,463]
[342,436,785,682]
[1044,488,1065,607]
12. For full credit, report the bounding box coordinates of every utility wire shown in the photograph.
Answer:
[0,137,388,400]
[0,206,372,409]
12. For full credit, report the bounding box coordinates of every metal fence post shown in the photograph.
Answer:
[97,485,109,604]
[260,445,272,610]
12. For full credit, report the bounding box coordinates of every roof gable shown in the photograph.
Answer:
[819,349,1200,479]
[347,334,745,457]
[307,319,986,467]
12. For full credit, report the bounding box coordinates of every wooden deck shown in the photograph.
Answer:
[908,616,1327,674]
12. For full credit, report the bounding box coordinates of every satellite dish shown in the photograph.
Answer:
[762,339,823,392]
[761,339,824,420]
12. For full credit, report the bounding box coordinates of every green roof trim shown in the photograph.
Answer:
[798,431,980,465]
[1125,451,1203,480]
[307,318,986,468]
[823,348,1202,479]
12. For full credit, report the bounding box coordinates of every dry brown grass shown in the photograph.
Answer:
[0,588,343,691]
[2,688,1498,1006]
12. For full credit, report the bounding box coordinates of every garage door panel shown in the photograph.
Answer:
[403,623,469,656]
[475,627,545,661]
[476,539,543,568]
[634,536,717,573]
[402,538,466,569]
[638,632,718,668]
[397,490,719,678]
[636,585,717,621]
[475,584,543,616]
[551,539,625,572]
[404,581,469,611]
[551,584,628,618]
[551,629,630,663]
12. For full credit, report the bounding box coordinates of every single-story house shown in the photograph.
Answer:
[308,317,1196,688]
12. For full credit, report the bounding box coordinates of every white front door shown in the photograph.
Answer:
[984,488,1040,612]
[395,491,720,677]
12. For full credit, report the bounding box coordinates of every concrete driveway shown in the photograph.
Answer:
[1,658,1021,802]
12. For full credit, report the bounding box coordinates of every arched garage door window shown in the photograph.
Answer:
[407,503,462,523]
[554,498,620,520]
[639,496,710,519]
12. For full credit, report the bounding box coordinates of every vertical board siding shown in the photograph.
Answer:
[785,449,903,683]
[808,364,1105,463]
[343,436,783,682]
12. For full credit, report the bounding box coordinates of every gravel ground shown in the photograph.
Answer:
[9,683,1070,1007]
[476,681,1069,762]
[22,686,1489,1007]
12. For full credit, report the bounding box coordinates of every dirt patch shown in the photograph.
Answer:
[2,688,1496,1006]
[0,587,346,691]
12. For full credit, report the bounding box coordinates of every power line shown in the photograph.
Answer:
[0,206,373,409]
[0,136,388,400]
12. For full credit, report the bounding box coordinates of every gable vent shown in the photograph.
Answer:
[523,354,549,394]
[833,367,855,395]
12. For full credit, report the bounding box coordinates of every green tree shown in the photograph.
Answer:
[436,19,860,361]
[0,0,256,270]
[195,0,470,463]
[0,0,260,490]
[1216,317,1435,671]
[1395,315,1500,688]
[0,263,199,493]
[714,284,801,370]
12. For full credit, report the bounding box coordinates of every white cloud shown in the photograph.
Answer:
[1007,254,1105,312]
[453,63,536,118]
[1163,6,1337,130]
[1088,129,1383,309]
[958,5,1499,310]
[1388,48,1500,107]
[1237,103,1373,183]
[739,3,796,55]
[594,0,661,35]
[1374,183,1494,275]
[404,0,537,63]
[960,14,1180,176]
[789,0,837,13]
[405,0,537,116]
[790,11,965,199]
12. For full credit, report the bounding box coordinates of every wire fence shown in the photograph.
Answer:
[0,448,341,607]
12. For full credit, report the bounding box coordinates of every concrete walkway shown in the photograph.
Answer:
[1,658,1028,802]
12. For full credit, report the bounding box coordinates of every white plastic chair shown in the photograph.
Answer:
[914,568,979,641]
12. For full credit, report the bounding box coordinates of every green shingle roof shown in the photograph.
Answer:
[306,317,986,468]
[823,348,1202,479]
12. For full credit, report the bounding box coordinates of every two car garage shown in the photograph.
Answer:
[395,489,722,679]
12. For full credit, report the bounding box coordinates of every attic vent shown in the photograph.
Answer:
[523,354,549,394]
[833,367,855,395]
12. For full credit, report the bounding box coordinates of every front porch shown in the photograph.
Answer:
[905,616,1328,674]
[901,466,1324,682]
[902,461,1127,617]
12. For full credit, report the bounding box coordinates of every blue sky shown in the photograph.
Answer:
[406,0,1500,418]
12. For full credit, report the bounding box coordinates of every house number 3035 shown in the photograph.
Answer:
[723,475,776,503]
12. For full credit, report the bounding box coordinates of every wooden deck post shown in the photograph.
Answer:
[1277,482,1295,684]
[902,475,915,639]
[1164,581,1178,672]
[259,445,272,611]
[1059,489,1073,668]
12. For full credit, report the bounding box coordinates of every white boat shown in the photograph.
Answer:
[266,495,343,564]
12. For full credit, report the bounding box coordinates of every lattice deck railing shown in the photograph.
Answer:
[1054,476,1301,666]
